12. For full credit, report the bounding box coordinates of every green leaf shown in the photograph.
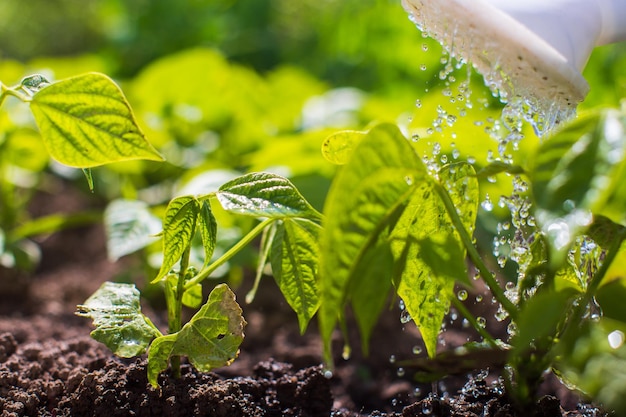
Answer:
[153,196,200,283]
[270,218,321,333]
[391,163,478,358]
[104,199,161,261]
[597,279,626,323]
[532,110,626,269]
[30,73,163,168]
[198,201,217,268]
[183,284,203,309]
[556,318,626,415]
[76,282,161,358]
[349,239,394,354]
[415,233,471,287]
[318,123,424,364]
[321,130,367,165]
[217,172,321,220]
[512,289,575,356]
[587,215,626,250]
[147,284,246,387]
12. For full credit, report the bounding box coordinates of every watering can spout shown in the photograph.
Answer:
[485,0,626,71]
[402,0,626,108]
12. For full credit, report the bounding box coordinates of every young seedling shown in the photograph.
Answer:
[315,114,626,413]
[0,72,162,283]
[79,172,323,387]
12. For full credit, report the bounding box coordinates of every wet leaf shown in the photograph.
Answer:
[217,172,321,220]
[270,218,321,333]
[30,73,163,168]
[147,284,246,387]
[321,130,367,165]
[390,163,478,358]
[318,123,424,365]
[104,199,161,261]
[153,196,200,283]
[532,110,626,269]
[76,282,161,358]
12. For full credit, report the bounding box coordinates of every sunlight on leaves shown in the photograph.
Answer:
[391,163,478,358]
[153,196,200,283]
[198,201,217,269]
[147,284,246,388]
[217,172,322,220]
[321,130,367,165]
[30,73,163,168]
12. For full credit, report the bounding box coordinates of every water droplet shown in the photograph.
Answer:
[414,387,422,397]
[397,367,406,377]
[412,133,420,142]
[420,64,427,71]
[608,330,625,349]
[400,309,412,324]
[452,148,460,160]
[415,99,422,108]
[389,355,396,364]
[323,369,333,379]
[475,294,483,303]
[481,194,493,211]
[457,289,468,301]
[507,322,518,337]
[422,43,429,51]
[412,345,423,355]
[476,317,487,328]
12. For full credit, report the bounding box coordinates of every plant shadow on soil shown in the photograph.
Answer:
[0,188,611,416]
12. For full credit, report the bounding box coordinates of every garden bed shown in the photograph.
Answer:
[0,218,608,417]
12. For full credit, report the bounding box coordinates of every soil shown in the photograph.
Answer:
[0,186,611,416]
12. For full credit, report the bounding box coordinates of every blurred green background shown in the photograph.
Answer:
[1,0,625,280]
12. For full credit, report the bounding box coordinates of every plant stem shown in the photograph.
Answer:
[169,244,191,379]
[184,218,273,291]
[434,183,518,320]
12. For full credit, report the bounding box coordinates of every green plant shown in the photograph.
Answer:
[79,107,626,413]
[0,72,162,280]
[315,114,626,413]
[78,172,323,387]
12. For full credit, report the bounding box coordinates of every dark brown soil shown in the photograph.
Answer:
[0,188,611,416]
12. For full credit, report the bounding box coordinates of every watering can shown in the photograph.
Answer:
[402,0,626,106]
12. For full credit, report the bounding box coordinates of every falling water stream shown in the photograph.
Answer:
[387,1,604,406]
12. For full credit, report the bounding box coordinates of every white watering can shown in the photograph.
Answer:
[402,0,626,108]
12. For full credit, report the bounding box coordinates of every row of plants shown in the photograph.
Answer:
[2,47,626,414]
